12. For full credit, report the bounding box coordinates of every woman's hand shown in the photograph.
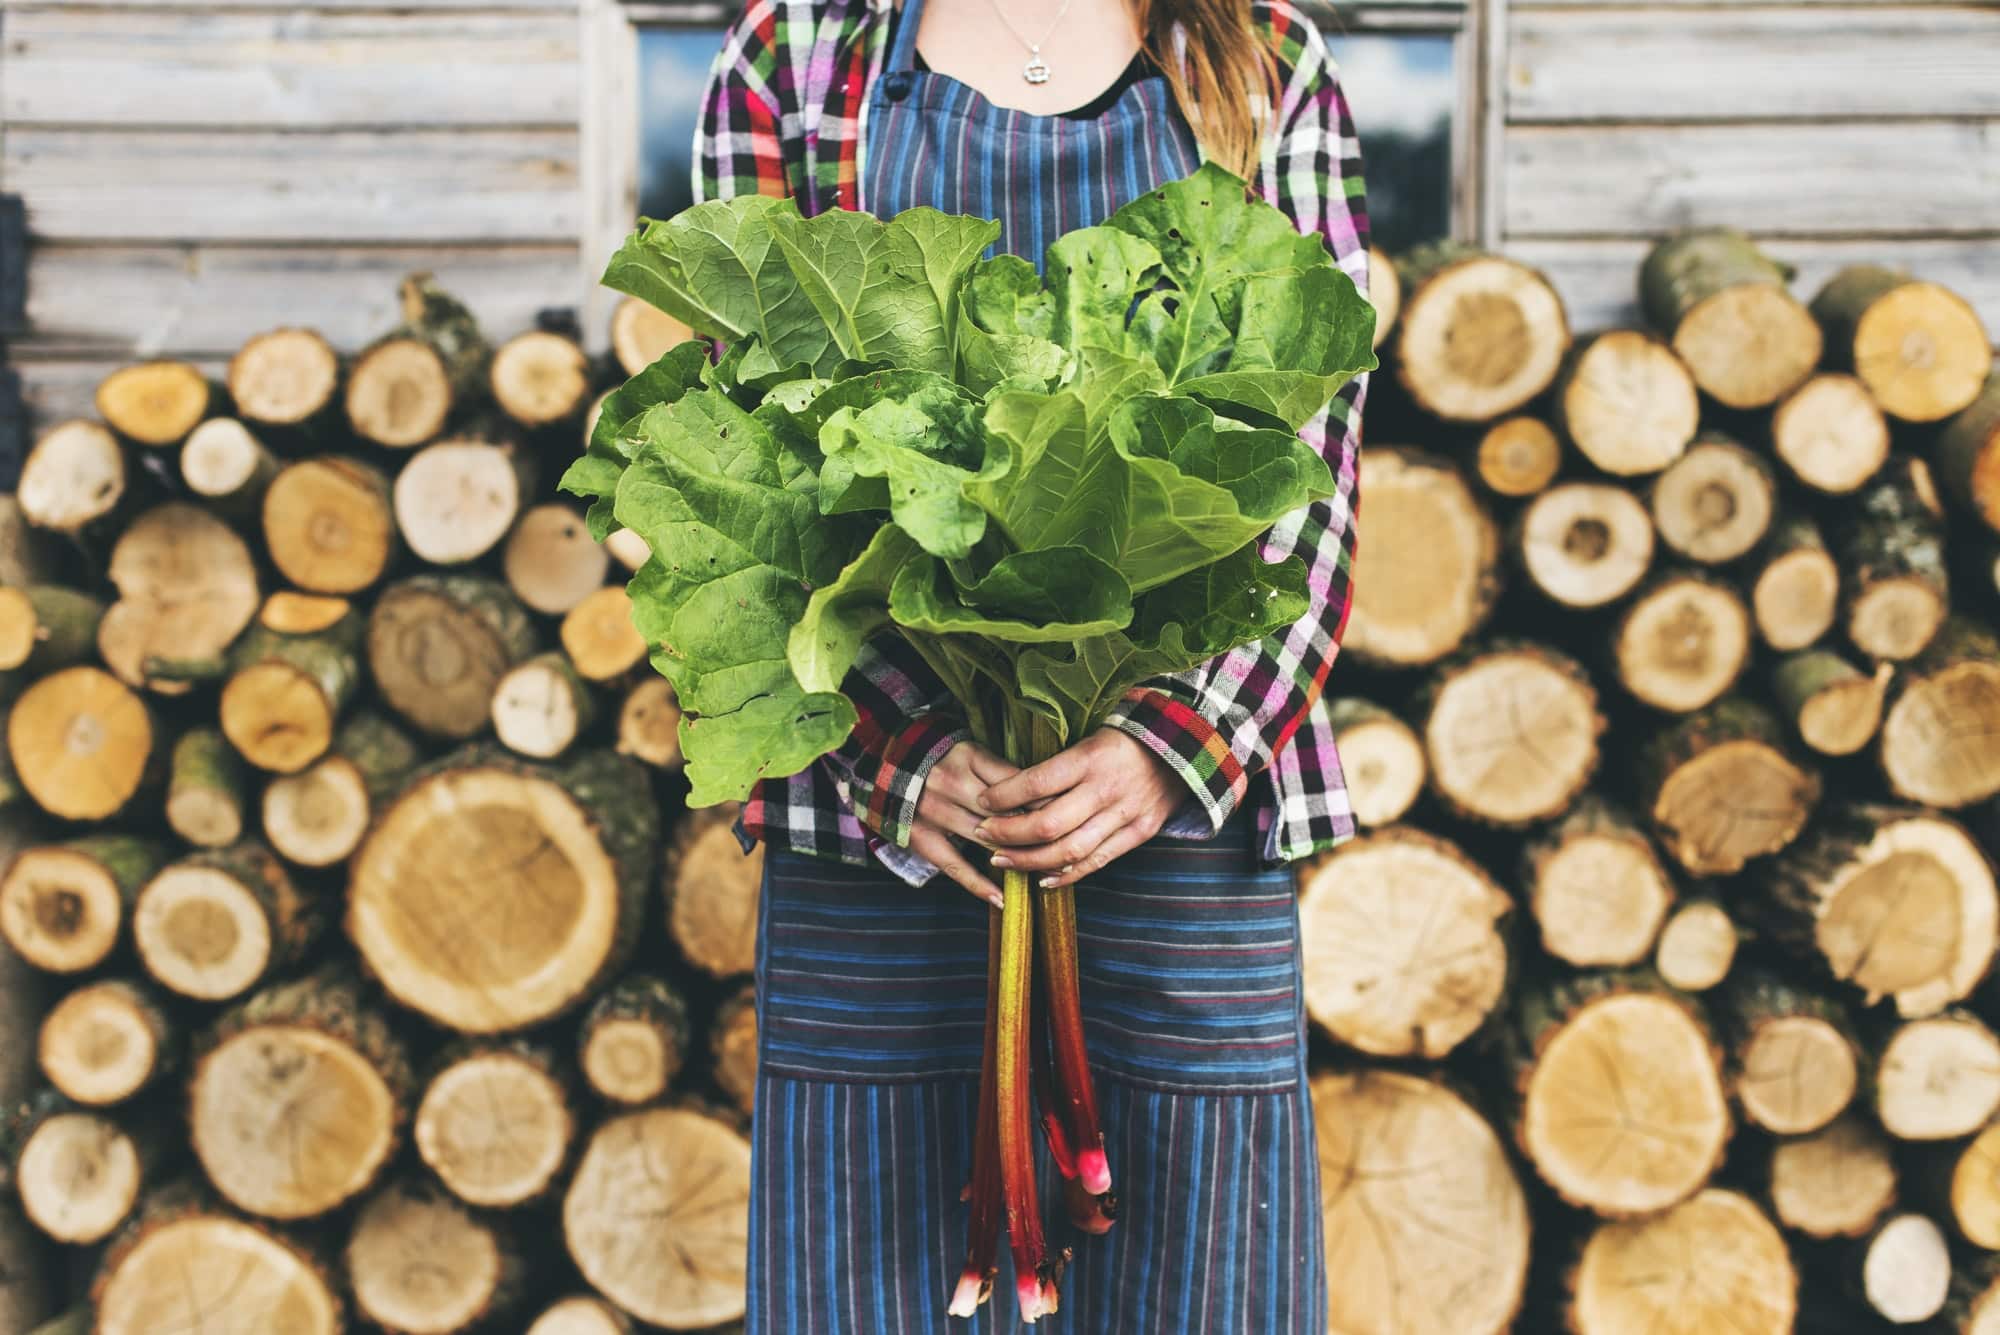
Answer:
[975,729,1183,889]
[909,740,1020,909]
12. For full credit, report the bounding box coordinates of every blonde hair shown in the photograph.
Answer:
[1136,0,1281,181]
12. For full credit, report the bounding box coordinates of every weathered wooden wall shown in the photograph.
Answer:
[1494,0,2000,332]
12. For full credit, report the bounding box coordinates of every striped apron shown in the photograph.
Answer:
[743,4,1326,1329]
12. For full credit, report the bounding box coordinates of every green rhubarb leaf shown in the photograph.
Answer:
[818,379,1004,558]
[558,340,711,539]
[788,524,921,694]
[889,549,1132,643]
[1044,227,1161,358]
[680,687,859,807]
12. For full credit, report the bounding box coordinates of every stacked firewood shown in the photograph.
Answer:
[1304,233,2000,1334]
[1,280,760,1333]
[1,233,1997,1333]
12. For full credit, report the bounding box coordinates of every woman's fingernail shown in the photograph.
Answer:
[990,853,1012,869]
[986,892,1005,909]
[973,822,991,840]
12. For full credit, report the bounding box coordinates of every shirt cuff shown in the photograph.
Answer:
[1102,686,1248,839]
[854,713,968,852]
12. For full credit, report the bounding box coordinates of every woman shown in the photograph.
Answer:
[694,0,1369,1326]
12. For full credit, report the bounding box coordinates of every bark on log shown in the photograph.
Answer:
[1811,265,1992,423]
[1951,1263,2000,1335]
[180,418,279,515]
[1876,1012,2000,1140]
[368,573,539,739]
[1648,433,1776,565]
[344,1178,527,1333]
[0,833,164,974]
[1768,806,1995,1018]
[711,982,758,1121]
[562,1106,751,1329]
[1554,330,1698,476]
[1343,449,1500,668]
[16,421,126,540]
[1719,972,1859,1135]
[1298,828,1510,1059]
[345,274,490,449]
[491,329,593,429]
[492,652,598,760]
[1766,1114,1898,1240]
[347,748,658,1033]
[414,1041,575,1209]
[1770,649,1894,757]
[1858,1213,1953,1324]
[1569,1189,1795,1335]
[393,430,538,567]
[1312,1070,1530,1335]
[1392,242,1570,422]
[561,586,648,683]
[1640,697,1818,876]
[1652,898,1738,993]
[1521,798,1674,969]
[1475,416,1562,498]
[663,805,764,980]
[1422,643,1603,826]
[262,455,399,595]
[530,1295,637,1335]
[609,296,693,379]
[1639,228,1822,409]
[165,727,249,848]
[1841,456,1951,662]
[1513,483,1654,610]
[5,1092,155,1244]
[1747,513,1840,652]
[1936,371,2000,532]
[94,360,212,447]
[1609,569,1751,713]
[188,969,414,1219]
[1326,697,1426,829]
[1770,372,1889,494]
[227,326,341,431]
[1879,617,2000,808]
[505,503,612,615]
[615,676,683,770]
[99,501,260,696]
[578,973,691,1107]
[1367,246,1400,352]
[36,978,174,1107]
[260,710,421,869]
[133,842,321,1003]
[0,587,103,695]
[219,609,365,774]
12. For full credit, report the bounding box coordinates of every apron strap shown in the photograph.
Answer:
[885,0,926,73]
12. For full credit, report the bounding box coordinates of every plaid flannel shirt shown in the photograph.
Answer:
[694,0,1369,878]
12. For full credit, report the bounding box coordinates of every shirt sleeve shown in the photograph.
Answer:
[1102,22,1371,837]
[691,0,806,205]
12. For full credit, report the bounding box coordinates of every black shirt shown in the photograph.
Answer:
[909,42,1160,120]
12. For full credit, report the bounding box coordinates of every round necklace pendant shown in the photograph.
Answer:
[1023,52,1051,84]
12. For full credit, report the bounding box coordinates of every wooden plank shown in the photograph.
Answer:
[4,11,580,128]
[1510,7,2000,122]
[6,128,580,243]
[24,243,583,356]
[1503,235,2000,334]
[580,0,642,354]
[1504,120,1999,237]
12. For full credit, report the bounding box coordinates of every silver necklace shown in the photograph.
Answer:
[981,0,1074,83]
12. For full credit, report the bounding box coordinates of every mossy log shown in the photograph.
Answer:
[578,973,691,1107]
[1639,697,1818,876]
[0,586,103,694]
[1639,228,1821,409]
[345,273,490,449]
[133,842,321,1003]
[165,727,249,848]
[0,833,166,974]
[1811,265,1991,423]
[368,573,539,740]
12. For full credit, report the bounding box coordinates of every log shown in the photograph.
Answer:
[1609,569,1751,713]
[492,652,598,760]
[1569,1189,1795,1335]
[492,329,593,428]
[603,527,651,572]
[94,360,211,447]
[1877,1012,2000,1140]
[1392,242,1570,422]
[1474,416,1562,498]
[1648,432,1776,565]
[1770,649,1893,757]
[663,805,764,980]
[1513,482,1654,610]
[1859,1213,1952,1324]
[165,727,249,848]
[1879,618,2000,808]
[1366,246,1400,352]
[1297,828,1510,1059]
[578,973,691,1107]
[0,587,102,698]
[181,420,278,520]
[609,296,693,379]
[1952,1264,2000,1335]
[1554,330,1698,476]
[345,1178,527,1333]
[0,495,58,591]
[37,978,173,1107]
[219,609,365,774]
[1770,372,1890,494]
[1311,1070,1530,1335]
[530,1295,636,1335]
[1343,449,1499,668]
[1747,513,1840,652]
[1720,972,1859,1136]
[226,326,341,431]
[711,982,758,1121]
[414,1042,574,1208]
[261,710,421,869]
[1652,898,1738,993]
[393,431,538,567]
[90,1182,343,1335]
[188,969,414,1219]
[615,676,683,770]
[6,1093,154,1244]
[1841,456,1951,662]
[1326,697,1426,829]
[97,501,262,697]
[0,834,164,974]
[1936,371,2000,532]
[259,590,353,635]
[505,502,612,615]
[1942,1118,2000,1249]
[345,273,490,449]
[1520,798,1674,969]
[263,455,399,595]
[1640,697,1818,876]
[562,1106,751,1329]
[560,585,648,683]
[1811,265,1992,423]
[1422,643,1602,826]
[368,573,539,739]
[1639,228,1821,409]
[1769,806,1995,1018]
[133,842,320,1003]
[1767,1114,1898,1240]
[1514,976,1729,1217]
[347,748,658,1033]
[15,420,126,540]
[0,814,53,1330]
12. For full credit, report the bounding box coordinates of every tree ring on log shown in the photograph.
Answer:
[262,756,372,868]
[96,361,210,446]
[530,1295,634,1335]
[1425,648,1601,826]
[394,439,529,566]
[133,863,276,1001]
[15,1110,142,1243]
[1517,484,1653,610]
[229,327,341,426]
[1771,373,1889,494]
[93,1208,342,1335]
[0,844,127,973]
[1952,1119,2000,1249]
[346,338,453,448]
[415,1049,572,1208]
[1768,1116,1896,1240]
[1672,284,1822,409]
[1864,1214,1951,1324]
[1877,1015,2000,1139]
[610,298,694,379]
[1654,902,1736,992]
[345,1180,512,1333]
[1614,575,1750,713]
[1343,450,1499,667]
[1571,1189,1794,1334]
[18,420,126,536]
[38,980,165,1105]
[666,809,764,979]
[1397,256,1568,421]
[8,666,154,821]
[1881,656,2000,808]
[1736,1015,1857,1135]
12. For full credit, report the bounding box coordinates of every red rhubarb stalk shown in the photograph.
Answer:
[949,906,1003,1316]
[1037,884,1112,1197]
[1030,944,1079,1181]
[1064,1175,1117,1236]
[997,868,1060,1322]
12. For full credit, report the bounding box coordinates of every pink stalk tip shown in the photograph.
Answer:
[1077,1147,1112,1197]
[1016,1275,1057,1323]
[949,1269,990,1317]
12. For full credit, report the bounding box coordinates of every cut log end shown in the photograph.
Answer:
[581,1017,676,1106]
[1313,1071,1529,1335]
[1647,706,1817,876]
[1367,247,1400,352]
[261,757,372,869]
[220,662,339,776]
[1654,902,1737,993]
[15,1110,144,1244]
[1327,701,1426,829]
[1650,437,1775,565]
[95,361,210,447]
[1476,417,1562,498]
[1768,1115,1897,1240]
[181,419,276,506]
[38,980,167,1106]
[1848,577,1949,664]
[93,1203,341,1335]
[505,504,612,615]
[1426,647,1601,826]
[18,420,127,536]
[1614,574,1751,714]
[1560,331,1698,476]
[493,655,593,760]
[1528,823,1673,969]
[1736,1014,1856,1135]
[8,667,155,823]
[394,438,531,567]
[133,859,289,1003]
[616,677,684,770]
[1397,254,1570,422]
[1518,484,1655,610]
[1951,1119,2000,1249]
[1771,373,1889,494]
[610,298,694,379]
[0,845,127,974]
[563,1108,750,1328]
[1298,829,1510,1059]
[561,586,648,682]
[100,502,262,695]
[529,1296,636,1335]
[346,1181,517,1333]
[1881,656,2000,808]
[667,808,765,979]
[1571,1189,1795,1335]
[712,984,759,1121]
[415,1048,573,1208]
[1863,1215,1951,1324]
[1672,284,1822,410]
[1778,654,1893,757]
[1846,280,1992,423]
[603,527,651,572]
[1878,1015,2000,1140]
[366,576,537,740]
[1522,990,1728,1217]
[492,330,592,427]
[263,458,397,596]
[1752,540,1840,653]
[228,327,340,426]
[346,338,454,448]
[1344,450,1499,668]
